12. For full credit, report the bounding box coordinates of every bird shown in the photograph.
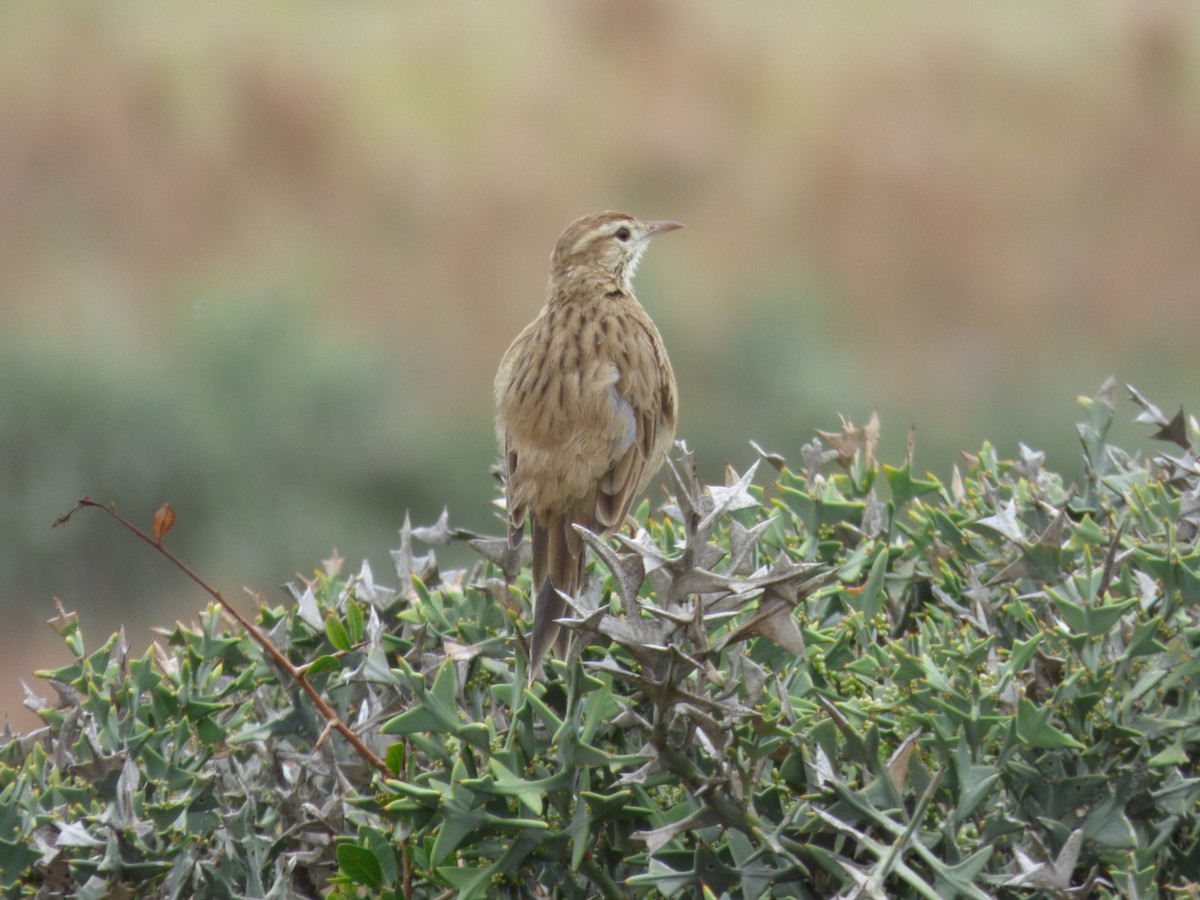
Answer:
[494,211,680,674]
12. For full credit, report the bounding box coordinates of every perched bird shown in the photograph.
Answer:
[494,211,680,673]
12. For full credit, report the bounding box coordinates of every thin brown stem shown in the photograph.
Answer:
[54,497,391,777]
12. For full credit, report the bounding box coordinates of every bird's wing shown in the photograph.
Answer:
[594,318,668,529]
[495,316,547,549]
[595,431,646,530]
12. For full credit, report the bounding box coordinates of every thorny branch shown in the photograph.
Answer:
[53,497,391,778]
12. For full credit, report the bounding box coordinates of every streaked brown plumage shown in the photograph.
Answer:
[494,211,680,673]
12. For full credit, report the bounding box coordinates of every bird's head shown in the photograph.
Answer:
[549,211,682,294]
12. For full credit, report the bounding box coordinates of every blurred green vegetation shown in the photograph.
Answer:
[0,299,497,631]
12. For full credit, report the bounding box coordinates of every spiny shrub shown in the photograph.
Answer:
[2,380,1198,898]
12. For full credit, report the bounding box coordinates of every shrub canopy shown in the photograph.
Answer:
[2,380,1199,898]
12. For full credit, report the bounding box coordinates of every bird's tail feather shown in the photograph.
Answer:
[528,511,586,674]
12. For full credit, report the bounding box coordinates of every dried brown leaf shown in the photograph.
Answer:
[885,730,922,793]
[45,598,78,635]
[152,503,175,542]
[815,410,880,471]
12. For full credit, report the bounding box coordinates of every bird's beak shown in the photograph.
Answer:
[645,220,683,237]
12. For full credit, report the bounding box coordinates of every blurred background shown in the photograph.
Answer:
[3,1,1198,729]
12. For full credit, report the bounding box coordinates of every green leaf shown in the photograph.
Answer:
[325,614,352,652]
[951,743,1001,824]
[482,757,545,816]
[381,660,461,737]
[1122,618,1167,659]
[0,838,42,888]
[337,841,383,888]
[523,689,564,734]
[1084,794,1137,848]
[1007,635,1041,674]
[1047,588,1138,637]
[884,461,942,510]
[385,742,407,776]
[305,655,341,676]
[931,846,994,898]
[1147,738,1189,767]
[345,598,366,644]
[836,540,876,583]
[361,826,399,887]
[848,546,888,620]
[1016,699,1086,749]
[436,863,491,894]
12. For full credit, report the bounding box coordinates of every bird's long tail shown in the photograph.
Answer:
[528,510,587,674]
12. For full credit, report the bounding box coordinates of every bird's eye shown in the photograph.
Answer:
[614,226,631,242]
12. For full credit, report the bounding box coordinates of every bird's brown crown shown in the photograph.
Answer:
[549,210,681,295]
